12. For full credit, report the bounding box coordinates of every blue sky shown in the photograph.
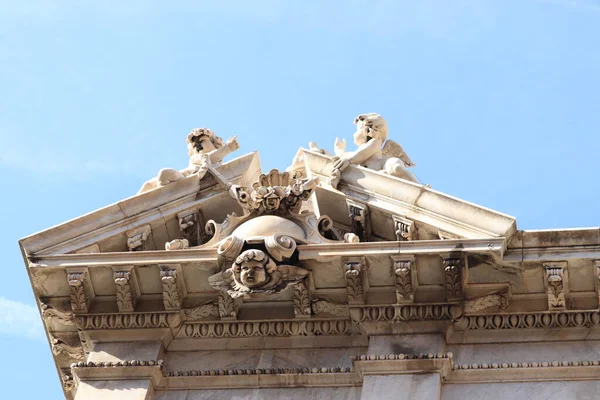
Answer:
[1,1,599,398]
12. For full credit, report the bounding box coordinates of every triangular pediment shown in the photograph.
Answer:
[20,148,517,259]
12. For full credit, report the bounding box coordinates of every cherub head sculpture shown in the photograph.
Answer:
[186,128,225,156]
[208,234,309,298]
[232,249,277,289]
[353,113,388,145]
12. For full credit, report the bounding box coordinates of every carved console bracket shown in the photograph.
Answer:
[442,256,464,302]
[391,256,415,304]
[177,208,205,247]
[112,266,140,312]
[160,265,184,311]
[346,199,370,242]
[218,291,240,320]
[392,215,415,241]
[66,268,94,313]
[293,279,311,318]
[544,262,568,311]
[343,257,366,304]
[126,225,152,251]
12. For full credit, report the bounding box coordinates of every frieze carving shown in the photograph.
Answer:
[184,303,219,321]
[41,303,75,326]
[393,259,414,303]
[138,128,239,194]
[61,373,75,392]
[67,270,91,313]
[114,270,135,312]
[458,310,600,330]
[165,366,353,377]
[350,304,460,323]
[329,113,417,188]
[160,267,181,310]
[442,257,463,301]
[229,169,317,216]
[344,259,365,304]
[346,199,370,242]
[392,215,415,241]
[464,294,509,314]
[75,312,175,330]
[179,319,353,338]
[311,299,349,318]
[126,225,152,251]
[293,280,311,318]
[544,263,566,310]
[209,235,308,298]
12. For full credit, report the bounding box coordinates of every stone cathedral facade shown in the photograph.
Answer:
[20,115,600,399]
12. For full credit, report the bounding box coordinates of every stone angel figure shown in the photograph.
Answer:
[330,113,417,188]
[208,248,308,298]
[138,128,239,194]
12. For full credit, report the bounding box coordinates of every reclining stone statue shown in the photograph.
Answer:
[330,113,418,188]
[138,128,239,194]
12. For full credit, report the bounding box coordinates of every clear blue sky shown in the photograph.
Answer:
[1,1,599,398]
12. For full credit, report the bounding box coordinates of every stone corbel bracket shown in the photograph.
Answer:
[343,257,367,305]
[441,255,465,302]
[352,353,453,380]
[217,290,240,320]
[177,207,205,247]
[112,265,141,312]
[392,215,415,241]
[346,199,371,242]
[544,261,568,311]
[65,267,95,314]
[126,225,152,251]
[160,265,185,311]
[293,279,311,318]
[391,255,416,304]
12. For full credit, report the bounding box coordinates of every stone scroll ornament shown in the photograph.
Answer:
[326,113,418,188]
[208,234,308,298]
[138,128,240,194]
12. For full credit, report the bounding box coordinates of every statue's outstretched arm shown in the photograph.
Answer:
[207,137,240,164]
[347,139,381,165]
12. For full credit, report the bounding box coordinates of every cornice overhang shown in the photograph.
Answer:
[299,149,517,240]
[19,152,261,256]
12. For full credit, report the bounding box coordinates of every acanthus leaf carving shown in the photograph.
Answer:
[442,257,464,301]
[293,280,311,318]
[160,267,181,311]
[464,294,509,314]
[311,299,349,318]
[183,303,219,321]
[344,259,365,304]
[114,270,135,312]
[218,291,239,319]
[67,270,91,313]
[393,259,414,303]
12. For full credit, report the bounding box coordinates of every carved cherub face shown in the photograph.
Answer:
[239,259,267,288]
[232,249,276,290]
[352,113,388,145]
[186,128,224,156]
